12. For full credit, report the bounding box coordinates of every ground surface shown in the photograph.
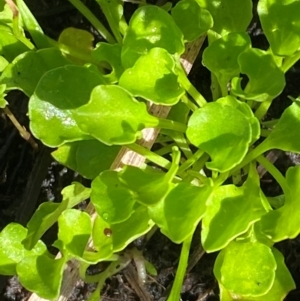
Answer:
[1,0,300,300]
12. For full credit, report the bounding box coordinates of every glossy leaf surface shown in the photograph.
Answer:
[186,100,252,172]
[0,48,70,96]
[52,140,120,179]
[121,5,184,68]
[0,223,46,275]
[202,165,267,252]
[261,166,300,241]
[202,32,251,88]
[171,0,213,42]
[258,0,300,56]
[17,255,65,300]
[0,83,7,108]
[73,85,159,145]
[119,47,184,105]
[231,48,285,101]
[214,241,276,297]
[29,65,105,147]
[149,182,212,243]
[197,0,252,35]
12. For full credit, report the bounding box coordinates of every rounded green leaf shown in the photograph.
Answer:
[258,0,300,56]
[121,5,184,69]
[56,209,92,258]
[202,165,267,252]
[29,65,106,147]
[186,101,252,172]
[0,223,46,275]
[52,140,121,179]
[231,48,285,101]
[111,205,154,252]
[92,42,124,83]
[0,48,70,96]
[202,32,251,87]
[149,182,212,243]
[171,0,213,42]
[17,255,65,300]
[91,170,136,224]
[197,0,252,35]
[119,47,184,105]
[73,85,159,145]
[214,241,276,297]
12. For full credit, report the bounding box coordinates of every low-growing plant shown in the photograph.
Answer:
[1,0,300,300]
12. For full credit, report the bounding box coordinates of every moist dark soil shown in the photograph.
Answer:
[1,0,300,300]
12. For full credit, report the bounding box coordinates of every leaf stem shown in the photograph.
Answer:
[178,149,204,173]
[127,143,172,169]
[254,97,272,121]
[166,233,193,301]
[256,155,289,196]
[281,50,300,73]
[95,0,123,44]
[68,0,116,44]
[177,65,207,107]
[157,118,187,133]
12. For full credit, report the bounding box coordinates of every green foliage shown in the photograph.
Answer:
[0,1,300,301]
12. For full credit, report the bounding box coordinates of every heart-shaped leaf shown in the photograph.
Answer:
[73,85,159,145]
[119,47,184,105]
[258,0,300,56]
[186,100,252,172]
[29,65,106,147]
[202,165,267,252]
[231,48,285,101]
[0,223,46,275]
[121,5,184,68]
[171,0,213,42]
[214,241,276,297]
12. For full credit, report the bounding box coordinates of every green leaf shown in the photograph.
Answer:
[0,223,46,275]
[202,165,267,252]
[111,205,154,252]
[73,85,159,145]
[231,48,285,101]
[121,5,184,69]
[55,209,92,258]
[197,0,252,35]
[258,0,300,56]
[92,42,124,83]
[171,0,213,42]
[0,83,7,108]
[217,95,260,145]
[17,255,65,300]
[186,100,252,172]
[0,55,8,71]
[52,140,121,179]
[61,181,91,208]
[91,170,136,224]
[0,25,30,62]
[149,182,212,243]
[259,102,300,153]
[214,241,276,297]
[0,48,70,96]
[202,32,251,90]
[29,65,106,147]
[119,47,184,105]
[218,247,295,300]
[58,27,94,64]
[261,166,300,241]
